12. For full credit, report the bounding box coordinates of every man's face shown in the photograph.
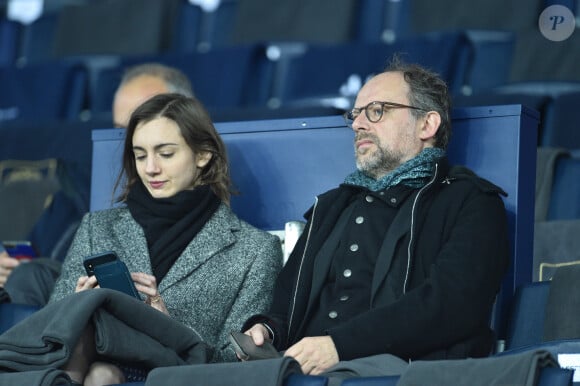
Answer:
[112,75,170,128]
[350,72,427,179]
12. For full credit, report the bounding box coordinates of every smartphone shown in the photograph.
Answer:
[229,331,281,361]
[2,240,37,260]
[83,251,141,299]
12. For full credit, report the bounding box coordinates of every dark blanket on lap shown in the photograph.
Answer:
[0,288,210,386]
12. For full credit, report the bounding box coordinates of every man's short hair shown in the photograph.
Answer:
[120,63,194,98]
[384,55,452,149]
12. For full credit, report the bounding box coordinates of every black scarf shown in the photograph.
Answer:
[126,181,220,283]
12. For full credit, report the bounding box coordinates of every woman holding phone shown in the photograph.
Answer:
[49,93,283,385]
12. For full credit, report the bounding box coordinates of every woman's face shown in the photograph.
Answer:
[132,117,211,198]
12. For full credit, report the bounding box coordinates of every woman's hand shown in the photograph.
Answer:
[0,252,19,287]
[75,275,99,292]
[131,272,168,315]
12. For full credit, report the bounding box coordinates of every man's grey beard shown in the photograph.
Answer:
[355,135,402,179]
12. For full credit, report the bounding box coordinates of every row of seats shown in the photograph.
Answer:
[3,61,579,151]
[3,0,576,62]
[0,0,420,66]
[534,148,580,282]
[456,88,580,150]
[0,29,523,122]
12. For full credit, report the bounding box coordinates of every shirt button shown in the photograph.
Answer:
[350,244,359,252]
[355,216,364,224]
[343,269,352,278]
[380,191,385,195]
[390,197,397,204]
[329,311,338,319]
[365,195,374,203]
[340,295,349,301]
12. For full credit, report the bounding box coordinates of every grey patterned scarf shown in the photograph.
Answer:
[344,147,446,191]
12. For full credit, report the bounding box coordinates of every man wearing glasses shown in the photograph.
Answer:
[241,58,510,383]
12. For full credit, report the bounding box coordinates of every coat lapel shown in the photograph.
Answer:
[112,211,152,273]
[370,193,416,304]
[158,204,238,292]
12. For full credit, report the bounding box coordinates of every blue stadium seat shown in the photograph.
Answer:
[499,267,580,384]
[266,32,471,109]
[505,281,551,350]
[0,18,22,67]
[171,0,239,53]
[354,0,411,43]
[339,367,573,385]
[459,30,516,96]
[16,11,59,65]
[89,44,270,115]
[546,153,580,220]
[51,0,177,59]
[0,303,42,335]
[542,91,580,149]
[0,60,88,122]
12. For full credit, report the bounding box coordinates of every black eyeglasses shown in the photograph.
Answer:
[343,101,426,127]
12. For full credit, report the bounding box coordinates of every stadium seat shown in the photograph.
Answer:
[0,18,21,67]
[339,366,573,385]
[354,0,411,43]
[533,151,580,282]
[0,303,42,335]
[51,0,179,59]
[0,60,88,122]
[500,265,580,383]
[505,281,551,350]
[545,153,580,221]
[16,12,59,65]
[89,44,269,115]
[459,29,516,96]
[171,0,239,53]
[265,32,471,109]
[542,91,580,149]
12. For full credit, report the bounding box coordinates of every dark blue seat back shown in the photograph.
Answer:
[0,303,42,335]
[0,19,21,67]
[354,0,411,43]
[17,12,59,65]
[0,61,88,122]
[542,92,580,150]
[547,154,580,221]
[90,44,269,116]
[173,0,239,52]
[272,32,470,106]
[446,105,538,337]
[505,281,551,350]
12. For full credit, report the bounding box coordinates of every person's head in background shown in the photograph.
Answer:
[112,63,194,128]
[116,93,230,205]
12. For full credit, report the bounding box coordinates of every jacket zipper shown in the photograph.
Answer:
[287,196,318,335]
[403,163,440,294]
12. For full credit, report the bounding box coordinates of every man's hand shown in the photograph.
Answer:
[237,324,271,361]
[0,252,20,287]
[284,336,339,375]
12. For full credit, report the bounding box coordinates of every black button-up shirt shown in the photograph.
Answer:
[304,184,414,337]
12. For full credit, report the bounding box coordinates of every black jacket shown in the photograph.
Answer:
[244,157,510,361]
